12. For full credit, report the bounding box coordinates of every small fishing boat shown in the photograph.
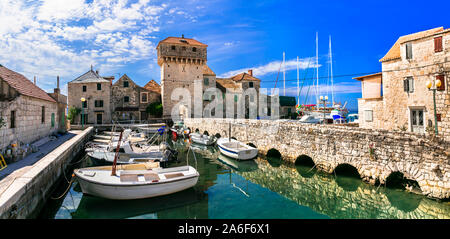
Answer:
[87,151,167,165]
[189,132,216,146]
[347,114,359,123]
[217,138,258,161]
[74,163,199,200]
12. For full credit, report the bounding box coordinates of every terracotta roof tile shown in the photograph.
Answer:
[143,79,161,94]
[203,65,216,75]
[216,78,240,90]
[380,27,445,62]
[230,72,260,82]
[0,65,56,102]
[157,37,207,48]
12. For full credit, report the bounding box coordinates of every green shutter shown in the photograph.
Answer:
[51,113,55,128]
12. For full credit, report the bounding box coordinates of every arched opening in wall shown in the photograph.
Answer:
[231,137,237,140]
[167,120,174,128]
[295,155,316,178]
[385,172,422,194]
[214,133,221,138]
[203,131,209,136]
[247,143,257,148]
[195,128,200,133]
[266,148,282,167]
[333,164,361,192]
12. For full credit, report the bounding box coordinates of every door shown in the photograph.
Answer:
[96,113,102,124]
[410,109,424,133]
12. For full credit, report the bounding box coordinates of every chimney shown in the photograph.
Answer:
[248,69,253,76]
[54,76,60,94]
[34,76,36,85]
[96,70,99,75]
[182,34,184,38]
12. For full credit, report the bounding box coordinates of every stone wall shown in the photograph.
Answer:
[0,127,94,219]
[0,95,58,151]
[184,118,450,199]
[375,31,450,140]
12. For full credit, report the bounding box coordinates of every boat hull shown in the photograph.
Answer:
[76,175,199,200]
[217,138,258,161]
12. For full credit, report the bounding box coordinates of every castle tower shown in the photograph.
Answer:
[157,35,208,119]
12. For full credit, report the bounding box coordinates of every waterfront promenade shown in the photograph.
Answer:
[0,127,93,218]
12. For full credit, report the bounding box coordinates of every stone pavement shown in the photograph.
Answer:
[0,131,81,196]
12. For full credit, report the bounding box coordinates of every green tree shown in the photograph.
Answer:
[68,107,81,123]
[146,102,163,118]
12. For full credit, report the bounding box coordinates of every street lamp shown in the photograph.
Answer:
[426,79,441,135]
[81,97,86,128]
[319,95,328,124]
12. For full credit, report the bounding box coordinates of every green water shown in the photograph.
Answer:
[38,140,450,219]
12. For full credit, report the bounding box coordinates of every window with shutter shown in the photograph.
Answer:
[405,42,412,60]
[408,77,414,93]
[437,75,445,91]
[404,79,409,92]
[434,36,443,53]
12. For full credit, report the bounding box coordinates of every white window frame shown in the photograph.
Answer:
[364,110,373,122]
[141,92,148,103]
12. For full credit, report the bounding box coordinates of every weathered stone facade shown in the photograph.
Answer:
[111,74,161,121]
[68,69,113,125]
[357,27,450,141]
[157,36,207,118]
[184,118,450,199]
[0,95,58,152]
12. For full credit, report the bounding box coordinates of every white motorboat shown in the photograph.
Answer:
[298,114,322,124]
[217,138,258,161]
[74,163,199,200]
[87,151,166,165]
[189,133,216,146]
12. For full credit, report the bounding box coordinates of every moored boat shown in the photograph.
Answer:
[74,163,199,200]
[189,132,216,146]
[217,137,258,161]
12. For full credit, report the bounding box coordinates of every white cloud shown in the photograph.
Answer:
[219,57,320,78]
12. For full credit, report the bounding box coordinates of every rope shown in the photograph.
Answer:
[51,177,75,200]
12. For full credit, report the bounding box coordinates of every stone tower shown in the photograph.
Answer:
[157,35,207,119]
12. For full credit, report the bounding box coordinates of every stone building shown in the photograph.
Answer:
[157,35,207,119]
[68,67,113,125]
[0,65,62,153]
[356,27,450,141]
[47,76,68,133]
[216,70,262,118]
[279,96,297,118]
[111,74,161,122]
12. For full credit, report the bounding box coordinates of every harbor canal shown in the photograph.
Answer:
[38,140,450,219]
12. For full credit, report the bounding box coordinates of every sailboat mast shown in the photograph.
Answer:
[283,52,286,96]
[297,56,299,105]
[329,35,335,106]
[316,32,319,106]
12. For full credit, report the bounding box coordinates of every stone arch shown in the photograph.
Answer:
[203,131,209,136]
[231,136,237,140]
[333,163,362,192]
[214,133,221,138]
[385,171,422,193]
[266,148,282,167]
[195,128,200,133]
[266,148,281,159]
[295,155,316,178]
[295,155,315,167]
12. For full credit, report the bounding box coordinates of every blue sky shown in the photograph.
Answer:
[0,0,449,111]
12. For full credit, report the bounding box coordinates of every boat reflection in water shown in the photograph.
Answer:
[216,154,258,172]
[70,187,207,219]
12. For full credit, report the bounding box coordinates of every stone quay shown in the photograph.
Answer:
[184,118,450,199]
